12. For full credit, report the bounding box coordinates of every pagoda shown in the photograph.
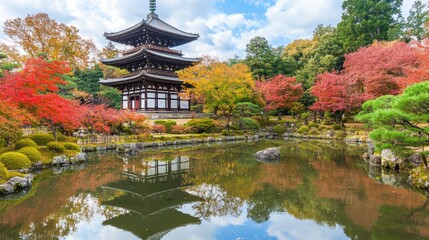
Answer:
[99,0,199,113]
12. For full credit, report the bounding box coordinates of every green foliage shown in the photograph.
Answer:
[251,116,269,127]
[186,118,217,133]
[28,133,55,146]
[273,125,287,135]
[154,120,177,133]
[47,142,66,153]
[356,81,429,153]
[99,86,122,109]
[73,66,103,95]
[63,142,81,152]
[0,152,31,170]
[233,118,260,130]
[222,130,244,136]
[308,122,319,128]
[404,0,429,41]
[337,0,403,52]
[309,129,320,135]
[335,131,348,139]
[245,36,291,80]
[191,104,204,113]
[15,138,37,150]
[0,162,8,180]
[17,147,41,163]
[297,126,310,134]
[233,102,262,118]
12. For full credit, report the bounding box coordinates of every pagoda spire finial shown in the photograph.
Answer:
[149,0,156,13]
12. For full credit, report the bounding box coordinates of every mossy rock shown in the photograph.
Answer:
[409,167,429,189]
[47,142,66,153]
[15,138,37,150]
[0,152,31,170]
[63,143,81,152]
[0,162,9,180]
[28,133,55,146]
[18,147,42,163]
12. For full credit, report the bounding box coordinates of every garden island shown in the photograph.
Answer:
[0,0,428,239]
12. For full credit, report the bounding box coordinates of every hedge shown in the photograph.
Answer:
[15,138,37,150]
[28,133,55,146]
[0,152,32,170]
[18,147,42,163]
[47,142,66,153]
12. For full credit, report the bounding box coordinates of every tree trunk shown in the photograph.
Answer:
[278,110,282,121]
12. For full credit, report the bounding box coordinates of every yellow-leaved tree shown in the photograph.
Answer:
[178,57,257,128]
[3,13,97,68]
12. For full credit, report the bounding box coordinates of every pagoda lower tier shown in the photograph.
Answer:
[100,70,190,112]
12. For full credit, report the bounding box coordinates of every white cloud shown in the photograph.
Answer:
[0,0,419,60]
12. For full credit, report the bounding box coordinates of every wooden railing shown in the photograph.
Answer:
[123,44,182,56]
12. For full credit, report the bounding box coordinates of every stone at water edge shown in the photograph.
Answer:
[254,147,281,162]
[0,174,34,195]
[75,153,88,162]
[52,155,68,165]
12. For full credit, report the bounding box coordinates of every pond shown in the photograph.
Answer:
[0,140,428,240]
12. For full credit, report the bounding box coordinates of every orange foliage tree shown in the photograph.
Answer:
[3,13,97,68]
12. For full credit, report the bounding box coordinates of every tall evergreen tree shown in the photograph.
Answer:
[337,0,403,53]
[405,0,429,41]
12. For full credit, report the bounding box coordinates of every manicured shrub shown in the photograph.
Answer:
[222,130,244,136]
[171,125,195,134]
[15,138,37,150]
[0,162,9,180]
[335,131,347,139]
[0,152,31,170]
[151,124,167,134]
[273,125,287,135]
[18,147,42,163]
[28,133,55,146]
[332,124,342,130]
[186,118,217,133]
[233,118,260,130]
[309,129,320,135]
[251,116,269,127]
[297,126,310,134]
[47,142,66,153]
[154,120,177,133]
[309,122,319,128]
[63,143,81,152]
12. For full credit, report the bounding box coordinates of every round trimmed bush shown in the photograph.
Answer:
[273,125,287,135]
[186,118,217,133]
[0,162,9,180]
[309,129,320,135]
[297,126,310,134]
[309,122,319,128]
[0,152,31,170]
[18,147,42,163]
[154,120,177,133]
[28,133,55,146]
[47,142,65,153]
[63,142,81,152]
[15,138,37,150]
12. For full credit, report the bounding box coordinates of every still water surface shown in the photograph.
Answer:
[0,140,428,240]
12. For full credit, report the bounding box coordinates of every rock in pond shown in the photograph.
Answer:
[254,147,281,163]
[0,174,34,195]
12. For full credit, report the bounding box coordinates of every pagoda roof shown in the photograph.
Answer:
[104,13,199,46]
[100,47,199,66]
[99,70,183,87]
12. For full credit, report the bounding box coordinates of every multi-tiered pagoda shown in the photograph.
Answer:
[99,0,199,113]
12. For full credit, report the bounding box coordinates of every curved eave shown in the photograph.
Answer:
[99,71,183,87]
[104,16,199,44]
[101,48,199,66]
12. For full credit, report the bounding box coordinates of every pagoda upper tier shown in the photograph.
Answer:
[100,44,199,72]
[104,13,199,47]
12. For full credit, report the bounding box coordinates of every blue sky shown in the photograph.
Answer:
[0,0,418,60]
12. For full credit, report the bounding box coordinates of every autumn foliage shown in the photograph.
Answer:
[311,41,429,114]
[257,75,303,112]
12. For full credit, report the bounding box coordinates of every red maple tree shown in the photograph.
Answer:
[257,75,303,117]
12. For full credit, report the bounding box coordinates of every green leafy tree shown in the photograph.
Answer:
[73,66,103,95]
[0,51,18,77]
[337,0,404,53]
[245,37,289,80]
[356,81,429,167]
[404,0,429,41]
